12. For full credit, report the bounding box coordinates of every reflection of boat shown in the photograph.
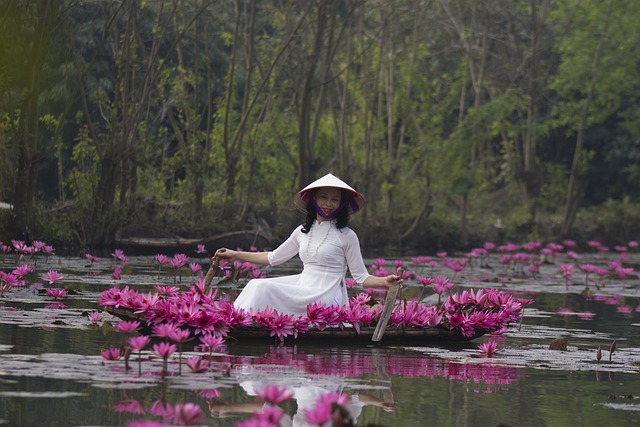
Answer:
[105,306,485,344]
[218,345,521,386]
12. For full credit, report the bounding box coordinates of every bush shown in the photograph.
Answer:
[573,197,640,246]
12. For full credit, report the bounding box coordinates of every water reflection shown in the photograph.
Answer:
[220,344,520,386]
[2,250,640,426]
[105,344,521,426]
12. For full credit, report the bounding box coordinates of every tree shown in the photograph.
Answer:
[551,0,640,236]
[0,0,77,240]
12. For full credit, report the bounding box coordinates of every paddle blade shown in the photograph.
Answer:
[372,283,400,342]
[203,260,219,287]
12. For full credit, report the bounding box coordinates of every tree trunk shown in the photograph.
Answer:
[560,18,609,236]
[10,0,59,240]
[519,0,549,218]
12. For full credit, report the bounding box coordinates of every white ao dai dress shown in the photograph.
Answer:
[233,219,371,316]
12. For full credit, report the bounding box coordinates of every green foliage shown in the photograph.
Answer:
[550,0,640,132]
[1,1,640,249]
[574,197,640,245]
[536,162,569,212]
[31,204,75,246]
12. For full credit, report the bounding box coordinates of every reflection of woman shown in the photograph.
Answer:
[207,382,395,426]
[214,173,402,316]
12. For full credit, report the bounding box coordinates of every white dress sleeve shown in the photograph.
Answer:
[340,228,371,284]
[267,225,303,266]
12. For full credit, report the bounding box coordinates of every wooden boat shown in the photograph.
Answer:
[105,306,485,344]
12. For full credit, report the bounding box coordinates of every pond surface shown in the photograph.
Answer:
[1,247,640,427]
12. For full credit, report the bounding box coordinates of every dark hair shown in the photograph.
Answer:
[301,188,350,233]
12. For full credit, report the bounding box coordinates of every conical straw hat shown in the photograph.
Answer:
[292,173,366,214]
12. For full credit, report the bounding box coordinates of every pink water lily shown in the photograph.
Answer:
[12,240,28,254]
[478,340,501,357]
[392,259,405,269]
[249,267,266,278]
[169,327,191,374]
[84,253,102,264]
[42,270,63,285]
[154,253,170,265]
[111,249,128,264]
[87,311,101,322]
[12,264,33,278]
[558,264,574,287]
[372,258,387,269]
[412,255,433,264]
[256,385,294,404]
[198,389,221,399]
[169,328,191,343]
[431,276,454,295]
[115,320,141,334]
[237,406,284,426]
[615,266,635,278]
[113,399,146,415]
[198,333,225,353]
[566,250,579,260]
[153,342,177,359]
[188,262,202,275]
[171,253,189,268]
[186,356,208,373]
[101,347,122,361]
[254,307,296,342]
[304,391,349,425]
[155,285,180,296]
[1,273,18,288]
[154,342,177,378]
[152,323,180,339]
[128,337,149,378]
[128,335,150,351]
[45,288,68,300]
[45,302,67,310]
[171,402,205,425]
[112,266,122,280]
[149,400,174,417]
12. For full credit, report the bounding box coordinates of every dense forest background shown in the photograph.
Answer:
[1,0,640,254]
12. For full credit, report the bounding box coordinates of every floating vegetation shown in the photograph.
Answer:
[1,239,640,425]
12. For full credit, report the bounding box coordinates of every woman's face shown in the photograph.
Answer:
[313,187,342,220]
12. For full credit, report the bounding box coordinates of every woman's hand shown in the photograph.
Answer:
[213,248,235,262]
[383,274,403,288]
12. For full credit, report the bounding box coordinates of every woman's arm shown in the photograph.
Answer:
[213,248,270,266]
[363,274,402,289]
[213,226,302,267]
[342,229,403,288]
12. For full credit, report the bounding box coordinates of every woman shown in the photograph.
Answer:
[213,173,402,316]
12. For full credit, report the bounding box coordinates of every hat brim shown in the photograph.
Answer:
[292,173,365,214]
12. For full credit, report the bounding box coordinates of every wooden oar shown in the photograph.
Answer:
[203,248,225,289]
[372,279,401,342]
[203,259,218,288]
[372,349,397,413]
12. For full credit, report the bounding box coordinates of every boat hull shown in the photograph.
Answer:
[105,307,484,344]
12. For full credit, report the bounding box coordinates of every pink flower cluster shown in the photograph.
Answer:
[0,240,54,257]
[115,399,205,426]
[443,288,532,337]
[98,280,526,342]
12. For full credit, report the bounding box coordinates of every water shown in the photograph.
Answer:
[1,250,640,426]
